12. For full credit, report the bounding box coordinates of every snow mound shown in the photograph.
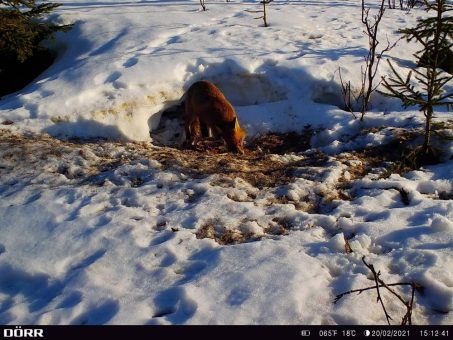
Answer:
[431,214,453,232]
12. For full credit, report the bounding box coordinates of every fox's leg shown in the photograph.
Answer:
[185,116,202,148]
[184,99,191,140]
[184,119,193,144]
[190,117,202,145]
[184,99,198,146]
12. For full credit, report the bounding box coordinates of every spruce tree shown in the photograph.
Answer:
[380,0,452,158]
[0,0,71,63]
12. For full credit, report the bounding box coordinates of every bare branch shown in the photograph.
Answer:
[358,0,397,120]
[334,256,422,325]
[362,257,393,325]
[337,68,358,119]
[334,282,413,304]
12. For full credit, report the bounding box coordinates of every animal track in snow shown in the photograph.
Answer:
[69,249,107,273]
[175,261,207,285]
[70,299,119,325]
[226,286,251,306]
[65,196,94,222]
[104,71,122,84]
[123,57,138,68]
[151,286,197,323]
[56,291,83,309]
[142,249,178,269]
[159,251,178,268]
[24,192,42,205]
[149,231,175,246]
[94,215,112,227]
[132,27,189,56]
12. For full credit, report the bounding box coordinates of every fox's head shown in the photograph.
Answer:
[222,117,246,154]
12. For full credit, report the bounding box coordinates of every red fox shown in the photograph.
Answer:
[184,80,246,154]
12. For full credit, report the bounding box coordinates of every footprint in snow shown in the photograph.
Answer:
[95,215,112,227]
[59,190,77,205]
[70,299,119,325]
[137,247,178,272]
[149,230,175,246]
[123,57,138,68]
[24,192,41,205]
[0,264,64,313]
[175,261,207,285]
[57,291,83,309]
[151,287,197,323]
[166,36,183,44]
[104,71,122,84]
[65,196,93,222]
[226,287,251,306]
[158,250,177,268]
[112,81,127,90]
[69,249,107,272]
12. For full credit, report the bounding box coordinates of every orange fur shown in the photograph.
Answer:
[185,80,246,153]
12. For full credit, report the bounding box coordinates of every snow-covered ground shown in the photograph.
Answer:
[0,0,452,325]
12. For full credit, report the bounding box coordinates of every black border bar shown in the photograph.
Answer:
[0,325,451,340]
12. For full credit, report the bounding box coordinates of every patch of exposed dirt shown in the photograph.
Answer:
[247,130,312,155]
[0,130,152,181]
[150,147,328,189]
[195,219,261,245]
[195,217,297,245]
[1,126,442,189]
[338,128,433,177]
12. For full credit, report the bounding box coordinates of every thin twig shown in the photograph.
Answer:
[334,256,422,325]
[337,68,358,119]
[362,256,393,325]
[373,273,408,306]
[334,282,413,303]
[401,283,415,325]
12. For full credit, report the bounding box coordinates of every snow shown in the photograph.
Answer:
[1,0,453,325]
